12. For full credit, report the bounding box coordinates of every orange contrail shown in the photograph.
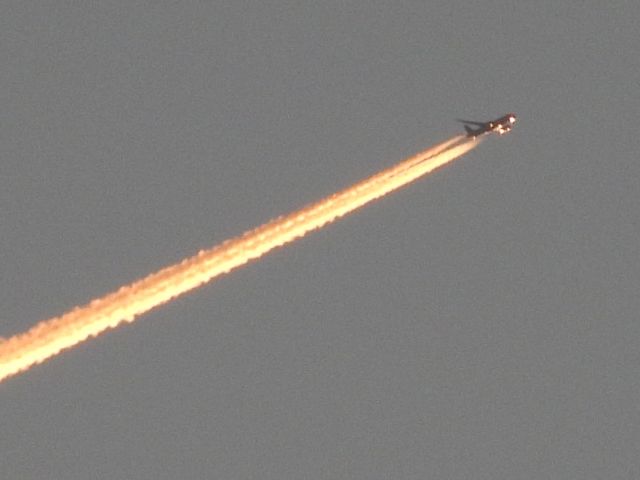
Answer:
[0,134,480,383]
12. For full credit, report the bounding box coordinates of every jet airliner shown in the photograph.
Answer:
[457,114,517,138]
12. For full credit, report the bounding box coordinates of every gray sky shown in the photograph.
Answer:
[2,1,639,478]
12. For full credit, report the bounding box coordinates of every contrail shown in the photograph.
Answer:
[0,134,481,383]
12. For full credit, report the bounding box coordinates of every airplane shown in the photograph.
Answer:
[457,114,517,138]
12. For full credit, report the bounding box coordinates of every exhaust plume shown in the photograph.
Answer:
[0,135,480,383]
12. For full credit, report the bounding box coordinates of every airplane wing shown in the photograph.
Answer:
[455,119,486,126]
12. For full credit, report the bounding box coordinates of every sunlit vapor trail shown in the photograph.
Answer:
[0,135,481,383]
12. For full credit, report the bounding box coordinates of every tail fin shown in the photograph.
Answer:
[464,125,474,135]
